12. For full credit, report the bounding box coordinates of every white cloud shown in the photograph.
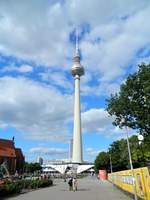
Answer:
[2,64,33,73]
[0,0,149,74]
[135,56,150,66]
[82,108,113,133]
[82,108,130,140]
[0,76,73,141]
[107,126,136,140]
[29,147,68,155]
[0,0,71,66]
[97,82,120,96]
[82,5,150,81]
[66,0,148,26]
[16,65,33,73]
[81,78,120,96]
[86,148,102,157]
[40,70,73,91]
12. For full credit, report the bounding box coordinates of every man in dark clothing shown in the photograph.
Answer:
[68,177,73,191]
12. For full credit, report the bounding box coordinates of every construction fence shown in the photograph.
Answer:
[108,167,150,199]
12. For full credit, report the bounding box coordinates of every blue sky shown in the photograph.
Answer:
[0,0,150,162]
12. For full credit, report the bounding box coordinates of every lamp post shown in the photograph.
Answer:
[109,154,113,173]
[121,119,138,200]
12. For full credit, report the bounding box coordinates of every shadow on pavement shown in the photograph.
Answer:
[77,188,90,191]
[61,188,90,192]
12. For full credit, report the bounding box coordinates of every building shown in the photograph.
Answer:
[15,148,24,174]
[42,160,94,174]
[37,157,43,165]
[0,139,16,174]
[0,138,24,175]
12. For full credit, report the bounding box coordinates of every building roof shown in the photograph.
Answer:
[0,139,16,158]
[0,146,16,158]
[42,163,94,174]
[0,139,23,159]
[0,139,15,148]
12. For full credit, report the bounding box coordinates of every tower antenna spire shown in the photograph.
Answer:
[75,27,80,56]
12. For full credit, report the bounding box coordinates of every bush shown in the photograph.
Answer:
[21,180,31,189]
[0,181,22,196]
[37,179,53,188]
[0,179,53,197]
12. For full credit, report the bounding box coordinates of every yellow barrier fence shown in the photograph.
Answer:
[108,167,150,199]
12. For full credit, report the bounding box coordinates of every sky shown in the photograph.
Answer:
[0,0,150,162]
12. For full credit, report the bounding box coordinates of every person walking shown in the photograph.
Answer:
[68,177,73,191]
[73,178,78,191]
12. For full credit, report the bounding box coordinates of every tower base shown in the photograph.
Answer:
[42,161,94,175]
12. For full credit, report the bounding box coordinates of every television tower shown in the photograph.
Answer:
[71,29,84,163]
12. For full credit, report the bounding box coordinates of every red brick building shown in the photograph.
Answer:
[0,139,24,175]
[15,148,24,174]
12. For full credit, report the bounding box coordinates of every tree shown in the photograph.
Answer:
[109,139,128,171]
[94,135,150,173]
[136,134,150,166]
[24,162,42,173]
[106,63,150,137]
[94,151,110,173]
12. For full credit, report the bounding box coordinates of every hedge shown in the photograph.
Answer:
[0,179,53,197]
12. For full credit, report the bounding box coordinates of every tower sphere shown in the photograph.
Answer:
[71,55,84,77]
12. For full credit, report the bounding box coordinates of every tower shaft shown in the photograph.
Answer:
[71,28,84,164]
[72,74,83,163]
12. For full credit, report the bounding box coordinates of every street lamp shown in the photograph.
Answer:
[138,134,144,145]
[138,134,145,166]
[121,119,138,200]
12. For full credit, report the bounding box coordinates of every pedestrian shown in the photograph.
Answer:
[73,178,78,191]
[68,177,73,191]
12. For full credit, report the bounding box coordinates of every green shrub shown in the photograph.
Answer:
[0,179,53,197]
[38,179,53,188]
[0,182,22,196]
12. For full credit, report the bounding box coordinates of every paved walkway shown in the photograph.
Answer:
[7,177,132,200]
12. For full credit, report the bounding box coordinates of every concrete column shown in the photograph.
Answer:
[72,75,83,163]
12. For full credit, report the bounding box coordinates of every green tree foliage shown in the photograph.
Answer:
[94,135,150,172]
[24,162,42,173]
[109,139,128,171]
[106,63,150,137]
[94,151,110,173]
